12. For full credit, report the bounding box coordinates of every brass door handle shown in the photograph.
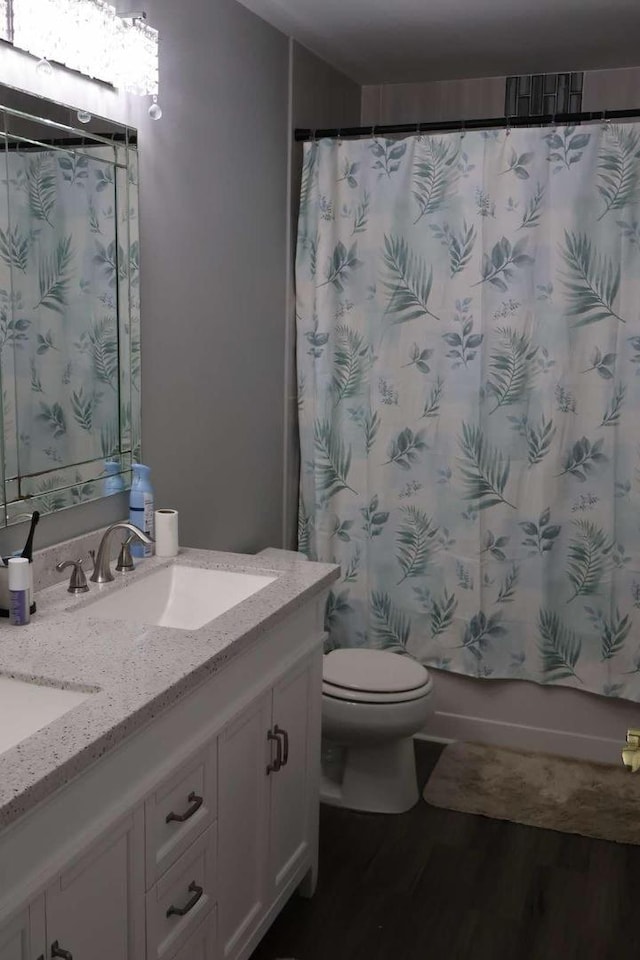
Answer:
[166,881,203,918]
[165,791,203,823]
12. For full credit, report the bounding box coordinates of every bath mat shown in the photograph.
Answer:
[423,741,640,845]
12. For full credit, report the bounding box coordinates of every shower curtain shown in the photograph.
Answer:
[296,124,640,702]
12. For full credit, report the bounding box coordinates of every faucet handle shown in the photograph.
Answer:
[116,535,136,573]
[56,558,89,594]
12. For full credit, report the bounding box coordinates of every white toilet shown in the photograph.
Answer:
[321,648,434,814]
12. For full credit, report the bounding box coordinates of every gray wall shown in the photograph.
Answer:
[362,64,640,125]
[283,42,361,548]
[138,0,290,553]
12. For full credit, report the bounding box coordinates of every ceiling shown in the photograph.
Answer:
[236,0,640,85]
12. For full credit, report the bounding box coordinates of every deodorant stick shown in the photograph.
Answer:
[8,557,30,625]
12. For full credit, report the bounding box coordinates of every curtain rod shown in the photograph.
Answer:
[294,108,640,142]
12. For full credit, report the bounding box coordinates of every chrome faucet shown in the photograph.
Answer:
[90,521,154,583]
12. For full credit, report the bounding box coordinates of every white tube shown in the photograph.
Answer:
[154,509,179,557]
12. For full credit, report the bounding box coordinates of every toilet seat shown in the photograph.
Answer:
[322,679,432,704]
[322,648,432,704]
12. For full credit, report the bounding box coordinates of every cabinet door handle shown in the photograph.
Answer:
[165,791,203,824]
[166,880,204,918]
[51,942,73,960]
[274,725,289,766]
[266,729,282,774]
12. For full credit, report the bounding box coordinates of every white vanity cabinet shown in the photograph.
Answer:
[0,903,43,960]
[44,810,145,960]
[268,656,320,900]
[218,651,321,960]
[0,912,29,960]
[0,811,144,960]
[171,912,217,960]
[218,693,272,959]
[0,591,329,960]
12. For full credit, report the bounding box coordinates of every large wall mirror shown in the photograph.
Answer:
[0,85,139,526]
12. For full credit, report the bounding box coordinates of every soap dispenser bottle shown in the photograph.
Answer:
[104,460,126,496]
[129,463,154,558]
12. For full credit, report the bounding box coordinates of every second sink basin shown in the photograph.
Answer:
[0,676,93,756]
[78,564,277,631]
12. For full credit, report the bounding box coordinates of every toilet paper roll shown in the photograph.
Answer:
[155,509,179,558]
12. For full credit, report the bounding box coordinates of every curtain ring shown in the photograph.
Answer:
[371,125,377,144]
[601,110,608,130]
[460,120,466,142]
[337,128,343,146]
[505,115,511,137]
[311,128,317,143]
[417,122,424,142]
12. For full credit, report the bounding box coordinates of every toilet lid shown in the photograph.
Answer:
[323,648,429,694]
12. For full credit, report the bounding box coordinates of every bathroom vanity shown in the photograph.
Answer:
[0,547,338,960]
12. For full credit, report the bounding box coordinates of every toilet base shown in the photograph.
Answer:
[321,737,419,814]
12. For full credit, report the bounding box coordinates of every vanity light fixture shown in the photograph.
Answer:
[8,0,161,111]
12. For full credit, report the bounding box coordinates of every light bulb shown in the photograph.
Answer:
[148,95,162,120]
[77,110,92,124]
[35,58,53,77]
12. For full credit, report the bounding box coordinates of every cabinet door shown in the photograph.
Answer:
[269,653,320,897]
[0,899,44,960]
[45,808,145,960]
[217,693,271,959]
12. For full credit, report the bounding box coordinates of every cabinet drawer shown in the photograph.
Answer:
[146,743,216,887]
[146,825,217,960]
[166,909,217,960]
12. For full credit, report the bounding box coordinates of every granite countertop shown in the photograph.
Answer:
[0,547,339,832]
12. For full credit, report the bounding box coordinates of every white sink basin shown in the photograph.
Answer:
[78,564,277,631]
[0,676,93,755]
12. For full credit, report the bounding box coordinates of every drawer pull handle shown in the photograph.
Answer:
[51,942,73,960]
[274,725,289,766]
[165,791,203,824]
[166,881,204,918]
[266,729,282,774]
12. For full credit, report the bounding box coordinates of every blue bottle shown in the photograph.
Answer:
[104,460,126,497]
[129,463,154,558]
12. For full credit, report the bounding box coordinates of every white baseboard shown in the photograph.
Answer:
[417,710,624,765]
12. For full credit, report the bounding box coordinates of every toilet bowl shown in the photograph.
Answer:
[321,648,434,814]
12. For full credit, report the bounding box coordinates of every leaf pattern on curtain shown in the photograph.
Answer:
[296,126,640,701]
[0,145,140,515]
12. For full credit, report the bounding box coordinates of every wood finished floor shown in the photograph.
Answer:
[250,741,640,960]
